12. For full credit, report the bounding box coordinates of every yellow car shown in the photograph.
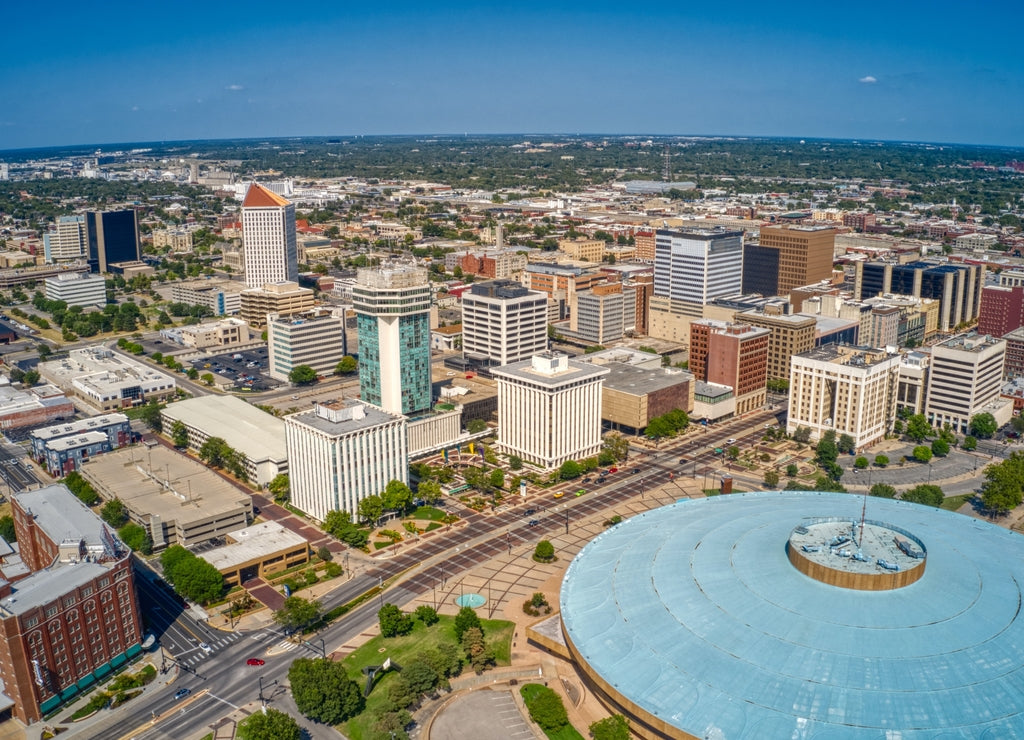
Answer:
[553,491,565,499]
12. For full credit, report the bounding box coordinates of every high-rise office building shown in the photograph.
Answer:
[493,352,608,469]
[654,228,744,306]
[85,210,140,273]
[242,183,297,289]
[354,264,432,416]
[757,225,837,293]
[461,280,547,368]
[43,215,86,262]
[285,400,408,522]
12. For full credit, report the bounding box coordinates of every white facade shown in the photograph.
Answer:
[788,345,900,451]
[267,309,346,382]
[44,272,106,307]
[925,333,1009,433]
[493,352,608,469]
[242,183,298,289]
[654,228,743,304]
[285,400,408,522]
[461,280,548,366]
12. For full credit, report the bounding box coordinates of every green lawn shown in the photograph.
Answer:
[340,614,514,740]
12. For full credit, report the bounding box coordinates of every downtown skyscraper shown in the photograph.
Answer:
[241,183,298,289]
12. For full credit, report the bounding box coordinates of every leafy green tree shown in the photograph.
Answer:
[912,445,933,463]
[837,434,856,455]
[382,480,414,512]
[533,540,555,563]
[763,470,780,487]
[100,498,129,528]
[905,414,932,442]
[414,605,439,626]
[237,708,301,740]
[902,484,944,507]
[453,606,482,642]
[274,596,323,632]
[969,412,999,439]
[358,494,384,525]
[590,715,631,740]
[559,460,582,480]
[288,365,318,385]
[288,658,364,724]
[854,456,869,469]
[0,515,15,542]
[268,473,290,504]
[171,420,189,448]
[869,483,897,499]
[117,521,151,556]
[334,356,357,375]
[378,603,413,637]
[874,455,890,467]
[931,438,950,457]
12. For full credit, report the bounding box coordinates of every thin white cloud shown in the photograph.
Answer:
[859,75,877,84]
[226,84,244,91]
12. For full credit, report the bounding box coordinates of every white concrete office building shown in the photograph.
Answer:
[242,183,298,289]
[267,309,346,382]
[461,280,548,367]
[43,271,106,307]
[284,399,408,522]
[925,333,1010,434]
[787,345,901,451]
[493,352,608,469]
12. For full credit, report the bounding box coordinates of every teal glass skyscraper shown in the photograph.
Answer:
[353,264,432,416]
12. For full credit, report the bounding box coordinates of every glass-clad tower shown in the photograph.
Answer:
[353,264,432,416]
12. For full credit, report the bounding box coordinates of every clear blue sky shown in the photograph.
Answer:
[3,1,1023,150]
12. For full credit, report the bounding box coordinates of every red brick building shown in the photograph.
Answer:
[979,285,1024,338]
[0,485,143,723]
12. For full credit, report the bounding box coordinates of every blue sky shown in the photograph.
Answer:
[2,1,1023,150]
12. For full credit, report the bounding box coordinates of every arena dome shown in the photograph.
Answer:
[560,491,1024,739]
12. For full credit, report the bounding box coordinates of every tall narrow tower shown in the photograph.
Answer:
[242,183,297,289]
[353,264,432,416]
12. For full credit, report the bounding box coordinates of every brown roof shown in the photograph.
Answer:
[243,183,291,208]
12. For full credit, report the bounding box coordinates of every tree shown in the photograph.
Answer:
[466,418,488,434]
[870,483,897,499]
[334,355,357,375]
[837,434,856,455]
[237,708,301,740]
[0,515,15,542]
[874,454,889,467]
[559,460,582,480]
[358,494,384,525]
[274,596,323,633]
[854,456,869,469]
[171,420,189,449]
[414,605,439,626]
[533,540,555,563]
[590,715,631,740]
[288,658,364,724]
[763,470,780,487]
[902,484,944,507]
[962,435,978,451]
[378,603,413,638]
[382,480,414,512]
[912,445,933,463]
[969,412,999,439]
[931,438,950,457]
[268,473,290,504]
[905,414,932,442]
[289,365,318,385]
[453,606,482,642]
[100,498,129,528]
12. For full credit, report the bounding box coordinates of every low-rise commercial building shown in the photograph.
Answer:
[39,347,176,412]
[79,445,252,550]
[198,522,309,588]
[160,396,287,487]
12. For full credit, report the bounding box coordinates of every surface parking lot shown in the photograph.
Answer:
[189,347,282,392]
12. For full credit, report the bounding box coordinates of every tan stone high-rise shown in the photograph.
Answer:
[758,225,836,293]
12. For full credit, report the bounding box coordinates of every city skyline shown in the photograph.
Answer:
[2,1,1023,151]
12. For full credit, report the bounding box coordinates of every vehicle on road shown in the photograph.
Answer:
[553,491,564,498]
[175,688,191,700]
[246,658,265,666]
[199,642,212,653]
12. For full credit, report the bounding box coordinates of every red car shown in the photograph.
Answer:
[246,658,265,667]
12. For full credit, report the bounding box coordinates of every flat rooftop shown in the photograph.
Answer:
[161,396,286,464]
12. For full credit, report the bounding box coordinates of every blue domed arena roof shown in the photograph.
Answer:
[559,491,1024,739]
